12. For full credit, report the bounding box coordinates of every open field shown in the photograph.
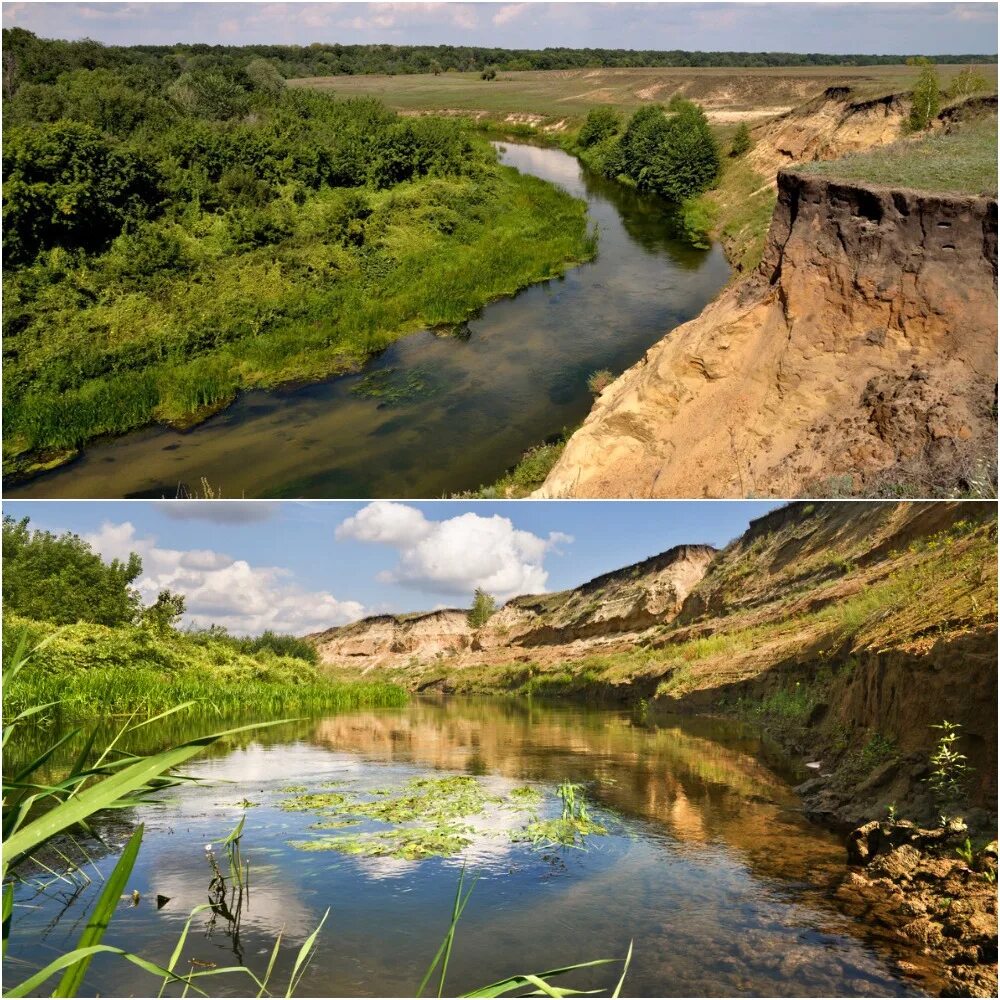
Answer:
[292,64,994,125]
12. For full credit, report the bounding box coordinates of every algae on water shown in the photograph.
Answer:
[283,773,610,861]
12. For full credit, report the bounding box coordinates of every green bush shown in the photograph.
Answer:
[676,196,717,249]
[2,121,162,262]
[622,101,721,202]
[908,59,941,132]
[730,122,752,157]
[578,107,620,148]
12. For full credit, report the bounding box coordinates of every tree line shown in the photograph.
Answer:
[4,27,995,97]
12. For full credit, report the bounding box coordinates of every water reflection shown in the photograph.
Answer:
[4,699,930,997]
[7,143,729,499]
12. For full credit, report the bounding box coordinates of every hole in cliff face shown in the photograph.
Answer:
[853,190,884,224]
[942,244,956,250]
[937,221,952,229]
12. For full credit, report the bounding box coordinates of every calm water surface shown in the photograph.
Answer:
[8,144,729,498]
[5,699,929,998]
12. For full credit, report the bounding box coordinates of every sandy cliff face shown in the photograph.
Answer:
[538,171,998,498]
[747,88,907,181]
[308,610,471,668]
[310,543,716,670]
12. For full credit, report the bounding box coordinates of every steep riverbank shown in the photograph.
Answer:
[309,500,998,994]
[538,165,998,499]
[310,501,997,817]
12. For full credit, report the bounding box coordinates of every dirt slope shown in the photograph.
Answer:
[746,87,908,180]
[537,170,998,498]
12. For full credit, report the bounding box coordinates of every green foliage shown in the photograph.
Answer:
[908,58,941,131]
[578,107,620,149]
[587,369,615,395]
[949,65,991,100]
[142,589,186,636]
[729,122,752,157]
[676,196,718,249]
[468,588,498,628]
[2,516,143,627]
[1,615,406,719]
[579,100,720,204]
[4,73,593,460]
[927,720,971,809]
[2,120,161,262]
[480,66,497,81]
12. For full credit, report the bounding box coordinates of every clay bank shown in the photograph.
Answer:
[538,170,998,498]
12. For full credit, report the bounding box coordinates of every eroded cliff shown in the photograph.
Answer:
[537,170,997,498]
[310,543,717,672]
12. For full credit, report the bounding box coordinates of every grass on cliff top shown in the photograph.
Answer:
[2,615,408,719]
[797,117,998,196]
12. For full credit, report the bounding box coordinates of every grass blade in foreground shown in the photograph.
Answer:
[53,825,144,997]
[3,719,291,871]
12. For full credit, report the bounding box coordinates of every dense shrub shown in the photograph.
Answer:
[3,121,162,262]
[622,101,721,201]
[578,107,620,148]
[730,122,752,157]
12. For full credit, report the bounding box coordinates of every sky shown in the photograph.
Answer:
[4,500,780,634]
[2,2,997,54]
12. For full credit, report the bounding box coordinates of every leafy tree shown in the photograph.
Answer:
[245,57,285,98]
[621,101,720,202]
[480,66,497,81]
[578,107,620,148]
[468,588,498,628]
[143,588,187,635]
[2,121,162,262]
[2,516,144,626]
[730,122,752,157]
[949,65,990,100]
[168,70,249,119]
[430,59,443,76]
[908,58,941,131]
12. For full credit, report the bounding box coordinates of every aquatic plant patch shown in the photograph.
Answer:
[283,774,611,860]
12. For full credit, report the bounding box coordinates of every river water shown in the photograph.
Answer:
[7,144,730,499]
[4,699,929,997]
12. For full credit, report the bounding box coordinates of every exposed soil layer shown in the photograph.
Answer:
[835,822,998,998]
[537,170,998,498]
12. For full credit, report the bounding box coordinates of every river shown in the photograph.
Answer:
[7,143,729,499]
[4,698,931,997]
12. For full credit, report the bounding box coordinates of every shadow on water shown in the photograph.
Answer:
[6,143,730,499]
[4,698,931,998]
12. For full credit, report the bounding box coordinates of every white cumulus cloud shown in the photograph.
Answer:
[336,502,571,600]
[85,521,365,636]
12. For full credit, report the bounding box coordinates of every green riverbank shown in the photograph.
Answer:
[2,615,407,719]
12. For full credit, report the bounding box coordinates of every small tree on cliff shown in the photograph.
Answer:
[908,58,941,131]
[730,122,752,157]
[468,588,497,628]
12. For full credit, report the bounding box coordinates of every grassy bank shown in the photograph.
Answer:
[5,160,592,472]
[798,116,998,196]
[2,615,408,719]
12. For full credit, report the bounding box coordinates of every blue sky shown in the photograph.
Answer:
[3,2,997,54]
[4,500,779,634]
